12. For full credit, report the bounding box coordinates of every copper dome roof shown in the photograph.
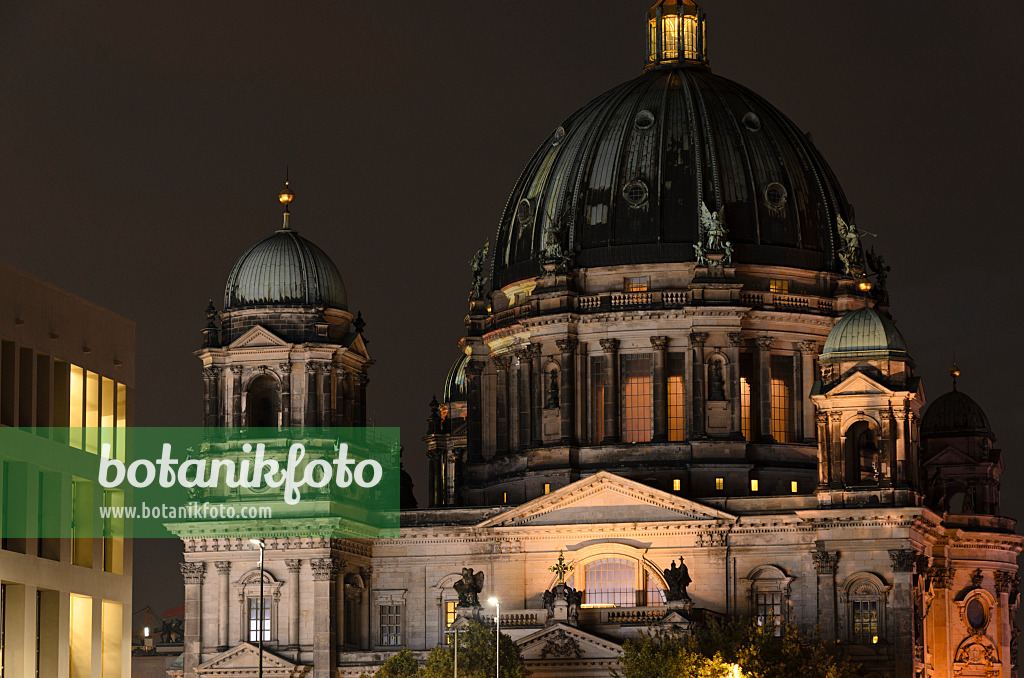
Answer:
[491,66,853,289]
[922,389,994,440]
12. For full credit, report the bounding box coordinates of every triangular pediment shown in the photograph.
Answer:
[826,371,893,397]
[924,445,978,467]
[477,472,736,528]
[517,623,623,661]
[196,642,307,676]
[229,325,289,349]
[343,332,370,360]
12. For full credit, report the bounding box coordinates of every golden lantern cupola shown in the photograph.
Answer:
[646,0,708,70]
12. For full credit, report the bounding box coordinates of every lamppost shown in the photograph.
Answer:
[488,597,500,678]
[249,539,266,678]
[451,624,462,678]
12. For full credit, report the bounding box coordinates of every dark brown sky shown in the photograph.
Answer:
[3,1,1023,620]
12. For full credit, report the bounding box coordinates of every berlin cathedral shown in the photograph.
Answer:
[171,2,1022,677]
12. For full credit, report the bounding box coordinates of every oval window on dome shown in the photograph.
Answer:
[622,180,649,208]
[742,111,761,132]
[966,598,987,629]
[634,110,655,131]
[552,126,566,146]
[516,199,533,225]
[764,182,787,210]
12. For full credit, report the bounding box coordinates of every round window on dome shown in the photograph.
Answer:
[622,180,649,208]
[966,598,987,630]
[764,182,787,210]
[516,199,534,225]
[634,110,655,131]
[552,126,566,146]
[742,111,761,132]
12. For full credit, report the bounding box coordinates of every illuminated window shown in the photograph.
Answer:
[769,279,790,294]
[445,601,457,629]
[846,576,885,645]
[248,597,270,642]
[750,567,789,637]
[770,356,793,443]
[116,383,127,460]
[672,478,681,492]
[646,570,666,607]
[739,353,755,441]
[661,13,680,60]
[791,481,798,494]
[668,354,686,442]
[750,479,759,492]
[647,19,657,61]
[85,371,99,453]
[102,490,124,574]
[544,484,551,495]
[715,477,724,491]
[624,276,649,293]
[584,558,636,607]
[101,600,122,678]
[852,600,879,644]
[101,377,115,457]
[590,357,605,443]
[70,594,92,678]
[502,492,507,503]
[70,365,84,449]
[379,604,402,646]
[620,354,652,443]
[756,592,783,635]
[71,479,93,567]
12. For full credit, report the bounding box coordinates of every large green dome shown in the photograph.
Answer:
[223,229,348,310]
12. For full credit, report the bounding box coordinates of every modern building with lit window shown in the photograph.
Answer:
[0,260,134,678]
[172,2,1021,677]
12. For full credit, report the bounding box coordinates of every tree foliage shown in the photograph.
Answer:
[360,648,421,678]
[422,620,528,678]
[615,617,859,678]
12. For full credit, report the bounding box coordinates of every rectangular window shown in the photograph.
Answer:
[1,583,6,678]
[739,353,755,441]
[69,365,84,449]
[85,371,100,453]
[379,604,402,646]
[248,597,270,642]
[102,490,124,575]
[18,347,33,428]
[620,354,652,443]
[715,477,724,491]
[755,592,782,636]
[791,481,798,493]
[115,383,127,461]
[35,354,50,429]
[770,355,793,443]
[544,484,551,495]
[672,478,681,492]
[72,479,94,567]
[769,279,790,294]
[70,594,92,678]
[852,600,878,644]
[590,357,605,443]
[750,479,759,492]
[502,492,507,503]
[667,354,686,442]
[624,276,649,293]
[0,340,15,427]
[101,600,122,678]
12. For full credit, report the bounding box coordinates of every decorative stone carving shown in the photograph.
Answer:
[694,201,732,267]
[526,343,543,359]
[696,531,726,548]
[286,559,302,574]
[812,551,839,575]
[599,338,619,353]
[494,539,522,555]
[756,336,775,351]
[650,336,669,350]
[469,240,489,299]
[229,365,243,376]
[798,340,819,354]
[929,566,955,589]
[707,361,726,401]
[836,215,863,276]
[539,217,572,273]
[888,549,916,573]
[970,569,984,588]
[995,570,1016,594]
[545,369,559,409]
[728,332,746,347]
[492,354,511,371]
[180,561,206,584]
[453,568,485,607]
[310,557,343,581]
[556,337,578,354]
[540,629,583,659]
[214,561,231,574]
[663,557,692,602]
[689,332,708,347]
[201,367,218,380]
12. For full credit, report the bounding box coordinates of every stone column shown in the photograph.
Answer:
[928,566,955,675]
[515,348,531,450]
[493,356,511,454]
[879,408,896,489]
[893,405,909,489]
[202,368,218,429]
[310,557,343,678]
[279,363,292,427]
[650,336,669,442]
[229,366,243,428]
[728,333,745,435]
[798,341,818,442]
[756,337,774,442]
[556,338,578,444]
[889,550,915,675]
[599,339,619,444]
[359,567,373,650]
[181,561,206,678]
[812,551,839,642]
[305,363,318,427]
[465,360,484,462]
[319,363,331,428]
[356,374,369,427]
[286,559,302,649]
[995,571,1015,678]
[829,412,845,488]
[815,412,831,492]
[214,561,231,650]
[529,344,544,447]
[690,333,708,439]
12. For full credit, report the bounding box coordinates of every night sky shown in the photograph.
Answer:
[3,1,1023,623]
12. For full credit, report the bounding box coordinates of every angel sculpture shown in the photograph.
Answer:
[453,567,485,607]
[695,201,733,267]
[468,241,490,299]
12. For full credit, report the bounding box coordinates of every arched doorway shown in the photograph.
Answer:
[247,374,280,427]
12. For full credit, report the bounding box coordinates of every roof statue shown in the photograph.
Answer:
[453,567,485,607]
[468,241,489,299]
[693,201,732,267]
[663,557,692,602]
[836,215,864,276]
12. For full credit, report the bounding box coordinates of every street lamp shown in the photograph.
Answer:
[488,597,500,678]
[249,538,266,678]
[450,624,462,678]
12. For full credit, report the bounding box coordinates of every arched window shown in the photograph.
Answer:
[584,558,636,606]
[235,569,283,645]
[246,374,280,428]
[841,573,888,645]
[844,421,879,484]
[745,566,793,636]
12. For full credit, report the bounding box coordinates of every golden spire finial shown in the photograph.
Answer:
[950,359,960,390]
[278,169,294,230]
